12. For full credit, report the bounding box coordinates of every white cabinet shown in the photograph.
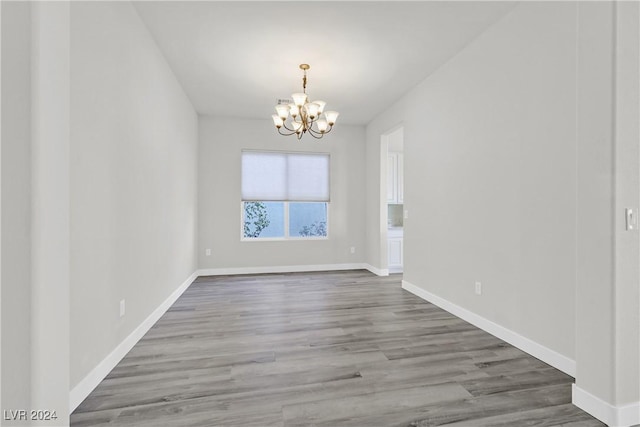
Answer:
[387,152,403,204]
[396,153,403,203]
[386,154,397,203]
[387,228,403,273]
[388,238,403,271]
[387,150,404,272]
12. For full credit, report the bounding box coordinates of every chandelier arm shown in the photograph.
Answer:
[307,130,325,140]
[306,126,328,139]
[281,116,304,133]
[281,121,296,132]
[308,123,334,137]
[277,127,297,136]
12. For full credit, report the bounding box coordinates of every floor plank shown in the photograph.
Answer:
[71,270,604,426]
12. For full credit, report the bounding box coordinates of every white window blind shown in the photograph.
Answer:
[242,151,330,202]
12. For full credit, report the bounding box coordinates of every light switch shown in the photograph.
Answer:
[626,208,637,231]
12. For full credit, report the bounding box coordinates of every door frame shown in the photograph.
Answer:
[379,123,404,274]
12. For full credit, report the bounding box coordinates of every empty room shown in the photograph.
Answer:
[1,1,639,426]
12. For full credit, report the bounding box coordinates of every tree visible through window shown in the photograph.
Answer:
[243,202,270,238]
[242,201,328,239]
[299,222,327,237]
[290,202,327,237]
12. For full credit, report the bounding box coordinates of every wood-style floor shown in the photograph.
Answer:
[71,270,604,426]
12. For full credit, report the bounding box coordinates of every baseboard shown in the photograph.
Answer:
[69,270,198,412]
[401,280,576,377]
[572,385,640,427]
[364,264,389,276]
[197,263,380,277]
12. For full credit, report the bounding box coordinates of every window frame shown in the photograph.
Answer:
[240,149,330,242]
[240,201,330,242]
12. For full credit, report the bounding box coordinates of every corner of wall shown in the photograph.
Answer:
[572,385,640,427]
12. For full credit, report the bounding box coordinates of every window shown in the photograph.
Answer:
[243,201,328,239]
[241,151,329,240]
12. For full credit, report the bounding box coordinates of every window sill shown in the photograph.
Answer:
[241,237,329,242]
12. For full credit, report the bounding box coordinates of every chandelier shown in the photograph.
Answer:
[271,64,339,140]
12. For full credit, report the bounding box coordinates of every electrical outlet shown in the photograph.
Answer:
[404,210,409,219]
[119,299,126,317]
[205,248,211,256]
[350,247,356,254]
[475,282,482,295]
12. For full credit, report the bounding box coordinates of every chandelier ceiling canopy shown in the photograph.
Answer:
[272,64,339,140]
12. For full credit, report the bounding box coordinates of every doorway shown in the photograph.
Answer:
[381,126,404,274]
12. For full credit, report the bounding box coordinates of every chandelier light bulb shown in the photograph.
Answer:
[275,104,290,120]
[324,111,339,126]
[292,93,307,107]
[316,119,328,133]
[272,114,284,128]
[305,102,320,119]
[272,64,339,140]
[289,104,299,118]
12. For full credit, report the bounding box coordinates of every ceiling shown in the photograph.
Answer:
[133,1,517,125]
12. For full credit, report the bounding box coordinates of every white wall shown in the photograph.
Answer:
[574,0,617,406]
[368,1,578,359]
[1,1,32,416]
[198,117,366,271]
[1,0,3,412]
[2,3,74,423]
[612,1,640,407]
[70,0,198,393]
[366,2,640,423]
[31,2,71,422]
[572,4,640,423]
[573,2,640,417]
